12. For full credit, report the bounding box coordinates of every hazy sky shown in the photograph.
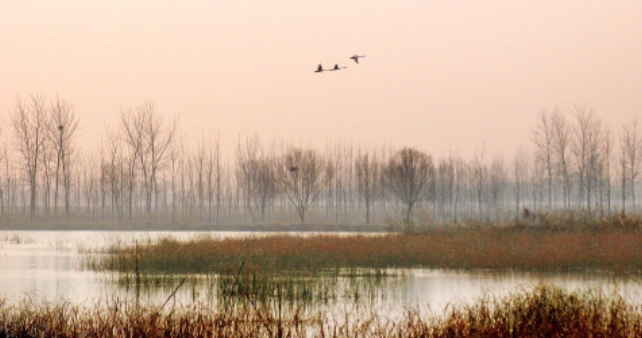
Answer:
[1,1,641,158]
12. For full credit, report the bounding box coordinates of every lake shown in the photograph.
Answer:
[1,231,640,316]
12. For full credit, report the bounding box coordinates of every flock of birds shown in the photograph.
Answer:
[315,54,364,73]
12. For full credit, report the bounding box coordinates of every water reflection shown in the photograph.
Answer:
[1,231,641,315]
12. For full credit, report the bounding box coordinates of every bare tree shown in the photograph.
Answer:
[621,117,642,213]
[40,137,54,215]
[489,155,506,221]
[277,147,324,223]
[385,147,434,224]
[551,111,572,209]
[203,135,222,225]
[602,126,613,216]
[571,105,602,210]
[236,135,277,223]
[12,95,48,218]
[435,159,452,224]
[532,110,555,209]
[193,138,207,221]
[236,135,260,222]
[452,156,465,223]
[102,128,125,221]
[472,147,487,220]
[119,108,143,219]
[48,96,79,219]
[355,150,381,224]
[323,144,351,224]
[120,102,178,215]
[212,138,223,224]
[512,148,529,220]
[144,104,178,214]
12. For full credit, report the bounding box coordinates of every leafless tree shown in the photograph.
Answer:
[323,144,353,224]
[144,104,178,214]
[488,155,506,220]
[119,108,143,219]
[12,95,48,218]
[277,147,324,222]
[101,128,125,220]
[551,111,572,209]
[532,109,555,209]
[472,147,487,220]
[236,135,260,222]
[194,137,208,220]
[452,156,465,223]
[236,135,277,222]
[620,117,642,213]
[324,157,336,220]
[435,159,453,224]
[40,137,54,215]
[385,147,434,224]
[120,102,178,215]
[571,105,602,210]
[204,135,222,225]
[602,127,613,216]
[355,150,381,224]
[512,148,530,219]
[48,96,78,219]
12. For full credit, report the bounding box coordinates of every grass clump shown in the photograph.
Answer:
[432,285,640,337]
[1,286,641,337]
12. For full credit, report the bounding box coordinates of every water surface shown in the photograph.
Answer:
[1,231,640,315]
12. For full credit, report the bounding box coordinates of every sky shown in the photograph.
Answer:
[1,1,641,159]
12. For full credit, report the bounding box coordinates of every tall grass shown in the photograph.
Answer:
[1,285,641,337]
[111,266,397,310]
[93,214,642,275]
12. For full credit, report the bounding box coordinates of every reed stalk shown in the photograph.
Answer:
[1,285,641,337]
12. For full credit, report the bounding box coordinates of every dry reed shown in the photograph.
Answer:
[1,285,641,337]
[94,213,642,275]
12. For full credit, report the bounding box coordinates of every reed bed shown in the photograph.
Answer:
[112,266,398,309]
[1,285,641,337]
[93,213,642,275]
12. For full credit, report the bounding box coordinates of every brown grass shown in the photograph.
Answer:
[95,214,642,275]
[1,285,641,337]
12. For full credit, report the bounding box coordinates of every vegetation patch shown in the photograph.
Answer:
[93,214,642,275]
[1,286,640,337]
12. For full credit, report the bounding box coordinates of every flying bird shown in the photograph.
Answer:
[349,55,365,64]
[314,64,326,73]
[331,64,346,71]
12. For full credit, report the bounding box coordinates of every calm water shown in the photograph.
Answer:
[1,231,641,315]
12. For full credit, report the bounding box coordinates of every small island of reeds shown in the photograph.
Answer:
[92,213,642,276]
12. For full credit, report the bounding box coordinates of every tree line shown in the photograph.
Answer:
[1,95,641,228]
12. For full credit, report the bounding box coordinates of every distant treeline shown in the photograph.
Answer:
[0,95,640,229]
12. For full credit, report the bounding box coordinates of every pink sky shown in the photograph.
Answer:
[1,1,641,158]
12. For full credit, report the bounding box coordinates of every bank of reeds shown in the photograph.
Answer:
[1,285,641,337]
[93,213,642,275]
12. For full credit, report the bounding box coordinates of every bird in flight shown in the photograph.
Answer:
[314,64,326,73]
[350,55,365,64]
[331,64,346,71]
